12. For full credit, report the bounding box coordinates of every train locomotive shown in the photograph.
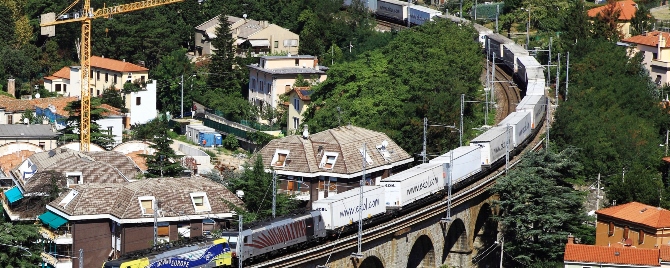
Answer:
[102,238,232,268]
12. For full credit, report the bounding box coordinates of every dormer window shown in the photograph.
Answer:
[59,190,79,208]
[66,172,83,187]
[359,147,373,166]
[320,152,338,170]
[271,149,290,167]
[139,196,156,215]
[190,192,211,212]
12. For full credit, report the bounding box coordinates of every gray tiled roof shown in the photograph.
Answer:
[248,65,327,75]
[50,177,243,219]
[257,125,413,177]
[236,20,262,38]
[85,151,142,180]
[0,124,60,138]
[195,15,242,31]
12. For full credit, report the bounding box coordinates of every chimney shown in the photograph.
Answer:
[302,125,309,139]
[567,234,575,244]
[122,59,126,62]
[314,58,318,69]
[7,78,15,97]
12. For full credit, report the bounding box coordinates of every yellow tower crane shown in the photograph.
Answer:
[40,0,184,152]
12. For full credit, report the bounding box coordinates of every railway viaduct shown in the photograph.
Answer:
[302,191,500,268]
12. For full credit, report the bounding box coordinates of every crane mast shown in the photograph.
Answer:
[40,0,184,151]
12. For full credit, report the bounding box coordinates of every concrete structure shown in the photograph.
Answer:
[40,177,242,267]
[124,80,158,126]
[286,87,312,135]
[248,55,326,112]
[595,202,670,249]
[622,31,670,86]
[195,15,299,57]
[0,124,59,150]
[587,0,637,38]
[256,125,413,206]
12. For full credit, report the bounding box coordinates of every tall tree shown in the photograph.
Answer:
[492,149,592,266]
[151,48,194,116]
[144,117,184,178]
[99,87,128,113]
[207,14,242,95]
[630,4,652,36]
[0,4,14,46]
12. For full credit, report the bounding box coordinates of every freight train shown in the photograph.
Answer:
[103,13,550,268]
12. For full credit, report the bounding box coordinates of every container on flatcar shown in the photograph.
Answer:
[515,94,547,129]
[377,0,409,23]
[380,163,446,209]
[516,55,543,85]
[502,43,529,73]
[429,146,482,185]
[408,5,442,25]
[312,186,386,230]
[525,79,546,96]
[485,33,513,61]
[470,126,512,166]
[497,111,531,147]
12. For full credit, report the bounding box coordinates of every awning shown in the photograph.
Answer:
[5,186,23,204]
[249,40,270,47]
[39,211,68,229]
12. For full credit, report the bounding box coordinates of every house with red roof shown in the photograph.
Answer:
[622,31,670,86]
[43,67,71,95]
[587,0,638,38]
[564,235,662,267]
[595,202,670,249]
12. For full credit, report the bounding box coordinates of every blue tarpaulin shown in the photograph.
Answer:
[4,186,23,204]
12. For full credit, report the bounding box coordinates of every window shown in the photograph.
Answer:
[639,229,645,244]
[251,79,256,91]
[138,196,156,215]
[608,222,614,236]
[271,149,290,167]
[141,76,145,83]
[295,59,299,66]
[267,83,271,93]
[55,84,61,92]
[293,98,300,112]
[105,73,109,82]
[359,147,374,166]
[320,152,339,169]
[113,74,117,84]
[39,142,45,150]
[97,71,100,80]
[66,172,83,187]
[293,117,299,130]
[656,75,662,85]
[6,115,11,124]
[623,226,629,240]
[89,71,93,78]
[136,97,141,106]
[107,126,113,136]
[260,82,264,93]
[190,192,211,212]
[63,84,67,92]
[653,52,658,60]
[274,41,278,48]
[97,89,100,96]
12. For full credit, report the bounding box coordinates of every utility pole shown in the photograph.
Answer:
[665,129,669,156]
[180,74,184,118]
[153,200,158,247]
[422,117,427,163]
[79,248,83,268]
[352,143,365,259]
[499,237,504,268]
[495,5,499,33]
[505,124,510,172]
[408,0,411,27]
[491,52,496,102]
[546,95,550,151]
[238,215,243,268]
[556,53,560,105]
[331,46,334,65]
[474,0,477,20]
[566,52,570,101]
[547,37,552,88]
[460,94,464,147]
[596,173,601,226]
[460,0,463,19]
[272,170,276,219]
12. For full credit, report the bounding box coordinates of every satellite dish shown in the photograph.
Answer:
[35,93,40,99]
[243,14,247,19]
[23,118,29,125]
[381,140,389,148]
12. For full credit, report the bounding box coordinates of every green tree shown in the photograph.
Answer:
[226,154,298,222]
[0,4,14,46]
[630,4,652,36]
[100,87,128,113]
[60,98,116,149]
[151,48,194,116]
[144,117,184,178]
[207,14,243,95]
[492,149,591,265]
[293,74,310,87]
[19,109,43,124]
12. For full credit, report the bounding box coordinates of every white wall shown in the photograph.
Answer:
[96,116,123,146]
[127,80,157,125]
[68,67,81,98]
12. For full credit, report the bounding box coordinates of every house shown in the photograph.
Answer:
[564,235,662,267]
[43,67,71,94]
[0,124,60,151]
[286,87,312,134]
[248,55,326,115]
[595,202,670,249]
[622,31,670,86]
[195,15,299,57]
[256,125,413,206]
[587,0,638,38]
[0,95,46,125]
[2,148,140,221]
[39,176,242,268]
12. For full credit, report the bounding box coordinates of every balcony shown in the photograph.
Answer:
[39,226,73,244]
[41,252,73,268]
[651,59,670,69]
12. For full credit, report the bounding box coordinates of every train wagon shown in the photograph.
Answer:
[429,146,482,184]
[470,126,512,166]
[525,79,546,96]
[237,211,326,262]
[516,55,543,85]
[102,238,232,268]
[502,43,529,73]
[312,186,386,230]
[438,14,493,47]
[497,111,532,147]
[380,163,447,209]
[408,5,442,25]
[516,94,547,129]
[377,0,409,23]
[485,33,513,61]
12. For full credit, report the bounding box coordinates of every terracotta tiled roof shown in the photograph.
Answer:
[564,244,660,266]
[661,245,670,262]
[44,66,71,80]
[587,0,637,21]
[90,56,148,73]
[0,95,36,112]
[49,177,243,219]
[288,87,313,101]
[623,31,670,48]
[0,150,36,173]
[32,97,122,117]
[257,125,413,177]
[596,202,670,229]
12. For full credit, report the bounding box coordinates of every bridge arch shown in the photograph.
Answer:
[359,255,384,268]
[407,234,436,268]
[472,202,498,267]
[443,218,468,263]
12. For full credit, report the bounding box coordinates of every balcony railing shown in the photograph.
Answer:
[651,59,670,69]
[39,227,73,244]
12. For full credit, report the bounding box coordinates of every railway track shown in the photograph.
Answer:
[375,19,407,31]
[493,64,520,123]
